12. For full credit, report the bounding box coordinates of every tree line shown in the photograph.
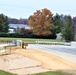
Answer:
[0,8,76,42]
[8,18,28,24]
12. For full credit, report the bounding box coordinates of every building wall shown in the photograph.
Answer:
[56,33,62,40]
[9,24,30,29]
[9,29,15,33]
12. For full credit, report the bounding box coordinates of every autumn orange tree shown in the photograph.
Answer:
[29,8,53,36]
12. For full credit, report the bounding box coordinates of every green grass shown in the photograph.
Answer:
[0,37,65,44]
[0,70,74,75]
[0,70,17,75]
[32,71,74,75]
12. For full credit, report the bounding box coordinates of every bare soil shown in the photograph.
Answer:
[0,46,76,75]
[12,48,76,70]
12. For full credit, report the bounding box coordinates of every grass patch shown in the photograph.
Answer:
[0,70,17,75]
[0,70,74,75]
[0,37,65,44]
[32,71,74,75]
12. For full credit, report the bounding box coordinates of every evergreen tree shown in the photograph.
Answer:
[52,13,62,33]
[0,14,9,33]
[61,16,74,42]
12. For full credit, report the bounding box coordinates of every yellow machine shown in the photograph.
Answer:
[16,40,28,49]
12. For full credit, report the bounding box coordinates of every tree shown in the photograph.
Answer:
[15,27,20,33]
[73,17,76,25]
[29,8,53,36]
[61,16,74,42]
[72,17,76,34]
[20,27,26,34]
[8,18,29,24]
[8,18,19,24]
[0,14,9,33]
[52,13,62,33]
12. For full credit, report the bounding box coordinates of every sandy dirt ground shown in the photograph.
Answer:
[0,46,76,75]
[12,48,76,70]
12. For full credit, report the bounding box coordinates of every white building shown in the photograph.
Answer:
[9,24,30,29]
[8,24,30,33]
[56,33,62,40]
[9,28,15,33]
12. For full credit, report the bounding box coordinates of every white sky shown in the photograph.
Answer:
[0,0,76,19]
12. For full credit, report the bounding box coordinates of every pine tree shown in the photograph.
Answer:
[0,14,9,33]
[61,16,74,42]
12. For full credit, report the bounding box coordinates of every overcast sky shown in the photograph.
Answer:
[0,0,76,19]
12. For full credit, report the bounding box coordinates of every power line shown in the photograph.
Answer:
[0,2,76,18]
[0,3,37,10]
[0,2,76,13]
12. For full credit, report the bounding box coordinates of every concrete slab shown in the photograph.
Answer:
[10,67,49,75]
[1,54,41,70]
[0,54,49,75]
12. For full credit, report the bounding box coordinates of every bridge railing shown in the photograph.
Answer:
[36,41,71,46]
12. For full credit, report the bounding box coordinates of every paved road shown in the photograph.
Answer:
[27,44,76,63]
